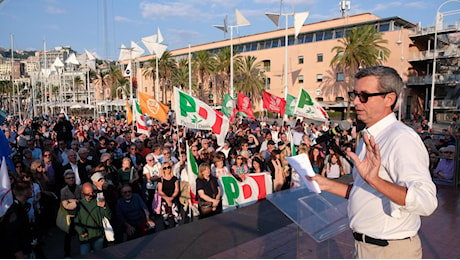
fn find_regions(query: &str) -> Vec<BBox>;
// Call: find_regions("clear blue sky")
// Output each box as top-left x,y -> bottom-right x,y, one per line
0,0 -> 456,61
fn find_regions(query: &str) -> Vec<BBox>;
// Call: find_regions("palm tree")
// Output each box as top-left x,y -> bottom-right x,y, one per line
214,47 -> 231,102
234,55 -> 265,101
193,50 -> 215,100
158,51 -> 176,103
330,25 -> 390,118
172,59 -> 197,93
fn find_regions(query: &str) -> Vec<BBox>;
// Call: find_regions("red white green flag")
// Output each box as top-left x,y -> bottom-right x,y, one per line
186,143 -> 198,205
134,101 -> 150,136
174,87 -> 229,146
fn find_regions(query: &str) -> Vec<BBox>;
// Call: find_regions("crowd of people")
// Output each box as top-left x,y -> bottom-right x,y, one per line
0,103 -> 457,257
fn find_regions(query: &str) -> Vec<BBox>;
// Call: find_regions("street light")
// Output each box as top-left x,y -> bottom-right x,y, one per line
377,49 -> 385,65
429,0 -> 460,128
214,8 -> 250,99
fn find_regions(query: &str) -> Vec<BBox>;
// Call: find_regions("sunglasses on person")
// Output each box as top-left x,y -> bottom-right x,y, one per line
163,166 -> 171,170
348,90 -> 391,103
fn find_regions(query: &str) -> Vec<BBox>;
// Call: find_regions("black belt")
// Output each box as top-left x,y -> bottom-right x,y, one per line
353,232 -> 389,247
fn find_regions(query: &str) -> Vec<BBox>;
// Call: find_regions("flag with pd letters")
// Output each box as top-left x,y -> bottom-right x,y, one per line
236,93 -> 255,120
138,91 -> 169,123
294,88 -> 329,122
174,87 -> 229,146
263,91 -> 286,116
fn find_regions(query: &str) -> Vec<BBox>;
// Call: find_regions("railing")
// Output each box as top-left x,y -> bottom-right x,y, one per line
408,49 -> 460,61
408,22 -> 460,37
407,74 -> 460,85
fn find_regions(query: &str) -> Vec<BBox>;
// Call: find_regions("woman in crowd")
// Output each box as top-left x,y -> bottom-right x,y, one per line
308,146 -> 324,174
143,153 -> 161,217
231,155 -> 249,181
321,153 -> 345,179
212,153 -> 231,179
118,157 -> 141,194
196,163 -> 221,219
266,149 -> 285,192
157,162 -> 181,227
251,156 -> 266,174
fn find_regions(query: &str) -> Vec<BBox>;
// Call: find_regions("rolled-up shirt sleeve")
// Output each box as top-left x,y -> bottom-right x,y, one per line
387,131 -> 438,218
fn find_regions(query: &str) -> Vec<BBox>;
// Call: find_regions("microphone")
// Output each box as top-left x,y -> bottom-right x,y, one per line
314,120 -> 351,145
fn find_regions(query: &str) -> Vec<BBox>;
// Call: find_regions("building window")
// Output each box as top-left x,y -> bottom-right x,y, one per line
264,78 -> 271,89
316,74 -> 323,82
298,75 -> 304,84
263,60 -> 271,72
324,30 -> 333,40
315,32 -> 323,41
298,56 -> 304,64
317,53 -> 323,62
379,22 -> 390,32
336,72 -> 344,82
305,33 -> 313,42
335,29 -> 344,38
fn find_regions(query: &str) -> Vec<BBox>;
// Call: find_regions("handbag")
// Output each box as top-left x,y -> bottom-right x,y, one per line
102,217 -> 115,242
198,200 -> 213,215
198,177 -> 217,216
56,204 -> 71,233
152,188 -> 162,214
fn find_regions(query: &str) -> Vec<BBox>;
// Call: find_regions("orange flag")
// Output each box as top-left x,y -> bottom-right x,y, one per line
126,99 -> 133,125
138,91 -> 169,123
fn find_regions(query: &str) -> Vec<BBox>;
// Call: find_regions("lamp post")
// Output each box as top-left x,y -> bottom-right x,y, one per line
429,0 -> 460,128
214,8 -> 250,99
377,49 -> 385,65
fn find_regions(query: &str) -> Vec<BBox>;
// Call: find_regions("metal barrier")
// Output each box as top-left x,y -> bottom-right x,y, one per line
419,132 -> 459,187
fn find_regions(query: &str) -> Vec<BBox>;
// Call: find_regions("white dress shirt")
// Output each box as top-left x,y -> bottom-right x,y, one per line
348,113 -> 437,240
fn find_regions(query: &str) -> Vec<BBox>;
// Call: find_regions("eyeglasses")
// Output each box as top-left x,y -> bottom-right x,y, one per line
191,149 -> 197,152
122,190 -> 132,194
348,90 -> 391,103
65,176 -> 75,180
15,165 -> 22,168
44,154 -> 51,157
163,166 -> 171,170
147,159 -> 154,162
163,152 -> 170,155
443,151 -> 454,154
83,192 -> 95,196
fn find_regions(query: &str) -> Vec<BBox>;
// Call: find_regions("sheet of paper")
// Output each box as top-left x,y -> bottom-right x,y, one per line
286,154 -> 321,193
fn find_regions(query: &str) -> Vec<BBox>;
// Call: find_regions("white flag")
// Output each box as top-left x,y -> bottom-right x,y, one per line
0,157 -> 13,217
131,41 -> 145,59
157,27 -> 164,44
235,8 -> 250,27
294,88 -> 329,122
294,11 -> 309,39
124,61 -> 132,77
141,34 -> 158,55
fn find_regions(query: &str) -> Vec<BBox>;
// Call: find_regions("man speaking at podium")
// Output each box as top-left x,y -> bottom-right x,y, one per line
309,66 -> 437,258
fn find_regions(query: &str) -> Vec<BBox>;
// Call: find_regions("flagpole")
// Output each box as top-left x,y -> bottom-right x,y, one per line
188,43 -> 192,95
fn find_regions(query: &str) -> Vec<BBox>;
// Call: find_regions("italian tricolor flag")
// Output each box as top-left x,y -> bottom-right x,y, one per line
186,143 -> 198,205
134,101 -> 150,136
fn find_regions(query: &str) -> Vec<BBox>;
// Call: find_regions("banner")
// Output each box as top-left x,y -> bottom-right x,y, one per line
124,61 -> 131,77
263,91 -> 286,116
236,93 -> 255,120
174,87 -> 229,146
138,91 -> 169,123
294,88 -> 329,122
285,94 -> 297,117
218,173 -> 273,211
